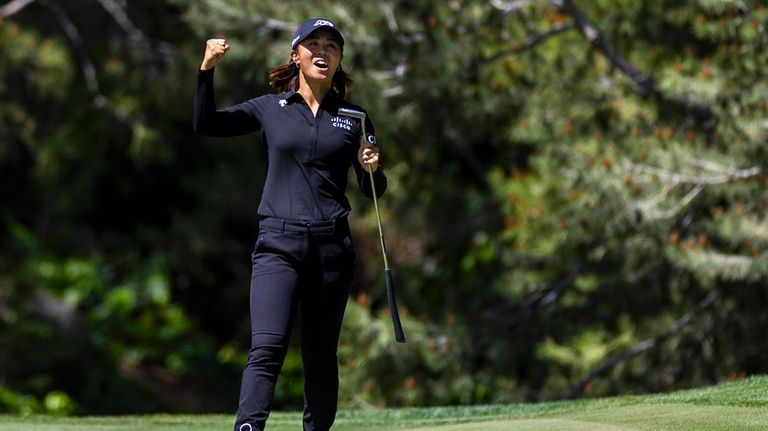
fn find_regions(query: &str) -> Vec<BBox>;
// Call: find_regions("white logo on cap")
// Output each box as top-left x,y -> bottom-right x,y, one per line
291,35 -> 301,46
313,20 -> 334,27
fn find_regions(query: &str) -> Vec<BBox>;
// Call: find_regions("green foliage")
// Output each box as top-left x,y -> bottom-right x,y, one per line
339,300 -> 485,407
2,0 -> 768,416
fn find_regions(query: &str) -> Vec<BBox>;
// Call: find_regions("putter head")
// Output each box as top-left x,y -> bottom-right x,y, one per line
338,107 -> 368,146
337,107 -> 366,121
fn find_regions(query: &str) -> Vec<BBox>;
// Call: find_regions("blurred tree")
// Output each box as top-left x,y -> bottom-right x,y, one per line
0,0 -> 245,413
1,0 -> 766,414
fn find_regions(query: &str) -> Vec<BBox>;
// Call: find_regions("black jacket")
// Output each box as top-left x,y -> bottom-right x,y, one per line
193,68 -> 386,221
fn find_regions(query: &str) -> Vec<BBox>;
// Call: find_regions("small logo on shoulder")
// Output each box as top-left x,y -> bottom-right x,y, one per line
279,99 -> 287,107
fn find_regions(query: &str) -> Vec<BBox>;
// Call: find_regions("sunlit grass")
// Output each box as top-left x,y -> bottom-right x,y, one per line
1,376 -> 766,430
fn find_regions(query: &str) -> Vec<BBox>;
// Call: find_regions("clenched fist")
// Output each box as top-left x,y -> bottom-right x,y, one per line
200,38 -> 230,71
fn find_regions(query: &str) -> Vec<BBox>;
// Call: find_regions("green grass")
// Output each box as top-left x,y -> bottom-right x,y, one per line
2,376 -> 767,430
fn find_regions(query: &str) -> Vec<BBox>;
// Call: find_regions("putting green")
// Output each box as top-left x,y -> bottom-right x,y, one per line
392,403 -> 768,431
395,419 -> 632,431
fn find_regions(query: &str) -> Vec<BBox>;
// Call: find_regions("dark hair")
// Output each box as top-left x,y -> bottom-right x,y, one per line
268,58 -> 353,99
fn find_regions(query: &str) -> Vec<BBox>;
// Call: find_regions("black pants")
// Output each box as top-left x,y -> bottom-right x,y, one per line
234,216 -> 355,431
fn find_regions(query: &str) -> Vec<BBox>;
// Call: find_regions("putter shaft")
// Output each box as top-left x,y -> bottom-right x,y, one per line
338,107 -> 405,342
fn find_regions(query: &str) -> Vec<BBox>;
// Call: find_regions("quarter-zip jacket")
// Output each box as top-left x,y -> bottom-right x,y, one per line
193,68 -> 387,221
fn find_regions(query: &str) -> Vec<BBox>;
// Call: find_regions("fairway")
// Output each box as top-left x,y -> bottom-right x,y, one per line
1,377 -> 766,430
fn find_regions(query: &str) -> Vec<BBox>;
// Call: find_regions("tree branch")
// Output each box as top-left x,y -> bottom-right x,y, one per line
490,0 -> 545,13
95,0 -> 173,56
470,22 -> 574,81
379,1 -> 423,45
46,1 -> 131,123
47,1 -> 99,95
524,261 -> 583,308
565,289 -> 720,399
200,1 -> 293,33
637,184 -> 705,221
626,161 -> 761,186
0,0 -> 35,18
482,259 -> 586,328
96,0 -> 142,41
485,22 -> 574,64
556,0 -> 655,95
555,0 -> 716,126
622,156 -> 761,221
655,186 -> 702,221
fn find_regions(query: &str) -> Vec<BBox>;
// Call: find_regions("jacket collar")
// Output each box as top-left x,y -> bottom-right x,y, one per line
282,89 -> 340,106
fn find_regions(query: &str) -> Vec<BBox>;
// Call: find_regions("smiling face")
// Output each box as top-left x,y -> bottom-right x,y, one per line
292,30 -> 343,84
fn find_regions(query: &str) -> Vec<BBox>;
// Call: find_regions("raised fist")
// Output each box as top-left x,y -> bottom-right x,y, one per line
200,38 -> 230,71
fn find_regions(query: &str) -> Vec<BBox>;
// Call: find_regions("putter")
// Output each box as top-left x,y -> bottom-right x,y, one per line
338,107 -> 406,343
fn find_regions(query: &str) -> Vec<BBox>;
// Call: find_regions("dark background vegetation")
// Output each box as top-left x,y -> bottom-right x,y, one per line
1,0 -> 766,416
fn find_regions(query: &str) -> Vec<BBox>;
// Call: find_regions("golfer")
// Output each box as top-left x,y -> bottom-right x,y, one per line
193,18 -> 386,431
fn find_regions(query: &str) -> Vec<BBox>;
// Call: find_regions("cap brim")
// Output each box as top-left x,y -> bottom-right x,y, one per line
292,27 -> 345,50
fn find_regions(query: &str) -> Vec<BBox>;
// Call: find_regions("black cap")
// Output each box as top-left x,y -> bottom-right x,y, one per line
291,18 -> 345,51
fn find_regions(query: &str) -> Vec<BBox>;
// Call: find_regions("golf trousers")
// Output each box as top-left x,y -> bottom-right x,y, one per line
234,216 -> 355,431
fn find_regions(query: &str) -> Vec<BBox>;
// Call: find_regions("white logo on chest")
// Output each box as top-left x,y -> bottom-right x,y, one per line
330,116 -> 353,131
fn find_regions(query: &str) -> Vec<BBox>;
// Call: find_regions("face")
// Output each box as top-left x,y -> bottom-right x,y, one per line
292,30 -> 342,83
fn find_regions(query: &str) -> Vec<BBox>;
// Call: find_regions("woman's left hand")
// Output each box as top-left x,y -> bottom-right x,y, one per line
358,143 -> 379,171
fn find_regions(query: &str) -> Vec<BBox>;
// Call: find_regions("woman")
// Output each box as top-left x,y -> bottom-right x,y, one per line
193,18 -> 386,431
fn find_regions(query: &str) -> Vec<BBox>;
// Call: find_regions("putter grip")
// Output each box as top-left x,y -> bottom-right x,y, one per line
385,268 -> 406,343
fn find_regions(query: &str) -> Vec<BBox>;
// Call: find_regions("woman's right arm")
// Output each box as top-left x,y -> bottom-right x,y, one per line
193,38 -> 261,137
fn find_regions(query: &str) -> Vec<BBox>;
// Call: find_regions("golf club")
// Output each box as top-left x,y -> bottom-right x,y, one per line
338,107 -> 406,343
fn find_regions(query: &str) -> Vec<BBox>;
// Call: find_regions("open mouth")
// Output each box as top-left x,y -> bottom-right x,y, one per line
313,58 -> 329,71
